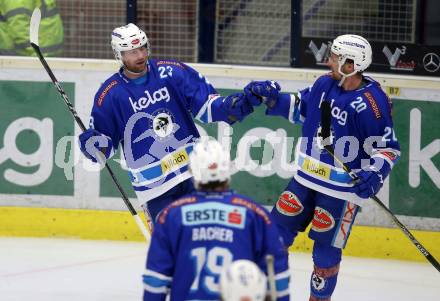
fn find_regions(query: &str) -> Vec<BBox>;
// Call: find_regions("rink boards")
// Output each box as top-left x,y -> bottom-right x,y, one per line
0,57 -> 439,262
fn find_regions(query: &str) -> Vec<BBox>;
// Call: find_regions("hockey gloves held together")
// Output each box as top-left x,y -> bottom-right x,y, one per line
222,80 -> 281,123
244,80 -> 281,108
79,128 -> 114,163
352,167 -> 384,199
222,92 -> 254,123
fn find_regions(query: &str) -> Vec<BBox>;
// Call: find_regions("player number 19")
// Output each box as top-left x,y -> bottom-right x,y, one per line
190,247 -> 233,293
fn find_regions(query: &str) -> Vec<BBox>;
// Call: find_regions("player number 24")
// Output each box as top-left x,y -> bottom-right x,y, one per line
190,247 -> 233,293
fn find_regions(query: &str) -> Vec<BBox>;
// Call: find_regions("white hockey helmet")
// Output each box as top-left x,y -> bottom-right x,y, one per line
189,138 -> 231,185
111,23 -> 150,63
219,260 -> 267,301
331,34 -> 372,78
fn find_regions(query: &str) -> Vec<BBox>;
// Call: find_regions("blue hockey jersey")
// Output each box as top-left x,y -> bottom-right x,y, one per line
267,74 -> 400,206
143,190 -> 290,301
89,59 -> 236,203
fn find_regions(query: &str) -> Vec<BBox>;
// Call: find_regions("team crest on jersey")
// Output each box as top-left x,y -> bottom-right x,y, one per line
276,191 -> 303,216
149,109 -> 175,140
312,207 -> 335,232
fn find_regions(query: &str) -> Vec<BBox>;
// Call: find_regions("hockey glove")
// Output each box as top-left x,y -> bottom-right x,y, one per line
352,167 -> 384,199
79,128 -> 114,163
221,92 -> 253,123
244,80 -> 281,108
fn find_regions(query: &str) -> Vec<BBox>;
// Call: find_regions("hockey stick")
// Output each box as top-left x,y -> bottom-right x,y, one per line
265,254 -> 277,301
320,101 -> 440,272
29,8 -> 151,242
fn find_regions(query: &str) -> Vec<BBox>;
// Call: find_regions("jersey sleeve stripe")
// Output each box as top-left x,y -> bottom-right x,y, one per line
288,94 -> 296,123
143,283 -> 168,294
143,269 -> 172,281
142,274 -> 171,287
195,94 -> 220,123
275,269 -> 290,280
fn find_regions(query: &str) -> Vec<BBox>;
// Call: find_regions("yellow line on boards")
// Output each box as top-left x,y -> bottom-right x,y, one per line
1,207 -> 439,262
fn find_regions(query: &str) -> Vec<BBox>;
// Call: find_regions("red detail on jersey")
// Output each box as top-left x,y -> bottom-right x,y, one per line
380,151 -> 397,162
131,39 -> 140,45
158,197 -> 197,224
231,197 -> 271,225
97,80 -> 118,107
156,60 -> 185,69
228,209 -> 242,224
208,163 -> 218,170
364,91 -> 381,119
339,202 -> 357,241
312,207 -> 335,232
276,191 -> 303,216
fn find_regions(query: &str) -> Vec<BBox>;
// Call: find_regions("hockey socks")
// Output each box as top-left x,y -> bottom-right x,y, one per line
309,264 -> 340,300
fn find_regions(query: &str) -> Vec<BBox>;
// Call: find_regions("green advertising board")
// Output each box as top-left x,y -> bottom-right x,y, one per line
0,80 -> 75,196
390,99 -> 440,218
1,81 -> 439,220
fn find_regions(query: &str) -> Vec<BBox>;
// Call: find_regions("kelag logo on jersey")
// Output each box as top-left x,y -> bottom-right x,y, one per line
182,202 -> 246,229
129,86 -> 170,113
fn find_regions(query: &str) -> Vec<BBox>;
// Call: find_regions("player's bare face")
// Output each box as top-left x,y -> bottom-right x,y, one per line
122,47 -> 148,74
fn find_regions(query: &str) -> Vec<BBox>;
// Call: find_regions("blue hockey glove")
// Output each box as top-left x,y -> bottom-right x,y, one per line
79,128 -> 114,163
352,167 -> 384,199
244,80 -> 281,108
221,92 -> 253,123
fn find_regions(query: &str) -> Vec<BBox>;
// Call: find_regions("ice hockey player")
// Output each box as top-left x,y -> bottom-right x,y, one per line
219,259 -> 267,301
78,24 -> 260,227
142,138 -> 290,301
245,34 -> 400,300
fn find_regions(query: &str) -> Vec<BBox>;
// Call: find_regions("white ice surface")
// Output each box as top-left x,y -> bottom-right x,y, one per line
0,238 -> 438,300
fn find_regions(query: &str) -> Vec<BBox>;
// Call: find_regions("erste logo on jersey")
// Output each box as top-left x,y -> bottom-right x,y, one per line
182,202 -> 246,229
129,86 -> 170,113
276,191 -> 303,216
312,207 -> 335,232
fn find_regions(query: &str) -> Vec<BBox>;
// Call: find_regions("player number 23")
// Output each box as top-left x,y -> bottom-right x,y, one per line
190,247 -> 233,293
158,66 -> 173,78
